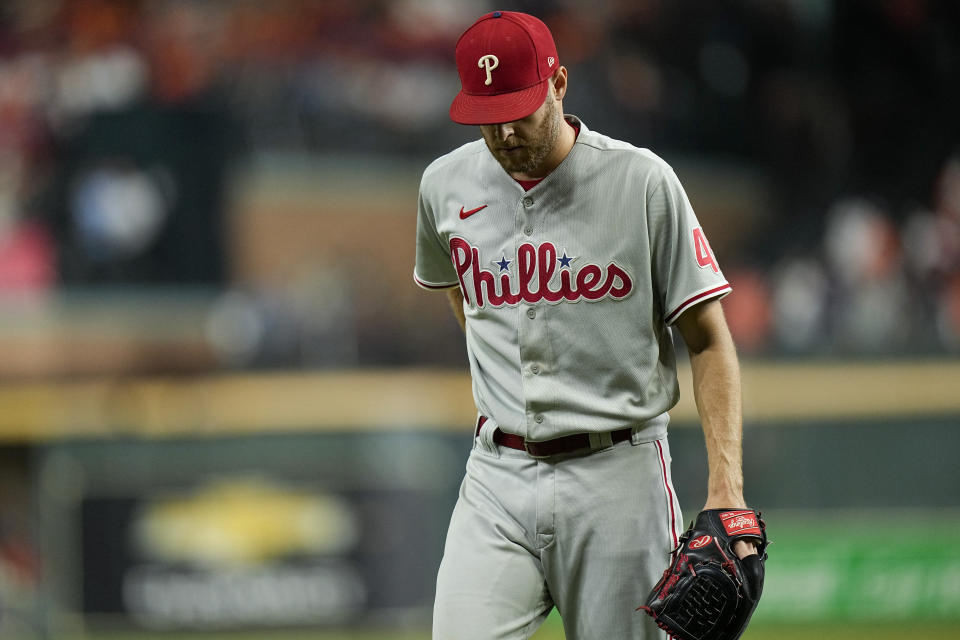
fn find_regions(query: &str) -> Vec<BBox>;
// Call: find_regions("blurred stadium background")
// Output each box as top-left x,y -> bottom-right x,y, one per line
0,0 -> 958,638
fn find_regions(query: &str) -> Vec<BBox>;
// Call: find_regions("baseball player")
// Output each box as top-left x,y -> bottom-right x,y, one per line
414,11 -> 758,640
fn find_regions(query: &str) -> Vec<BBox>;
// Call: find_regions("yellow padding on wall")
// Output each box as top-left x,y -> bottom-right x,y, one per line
0,361 -> 957,442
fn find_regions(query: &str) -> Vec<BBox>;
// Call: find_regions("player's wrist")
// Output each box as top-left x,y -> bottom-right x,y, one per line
702,494 -> 747,510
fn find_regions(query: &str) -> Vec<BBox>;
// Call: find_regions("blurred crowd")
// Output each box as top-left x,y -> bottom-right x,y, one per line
0,0 -> 958,366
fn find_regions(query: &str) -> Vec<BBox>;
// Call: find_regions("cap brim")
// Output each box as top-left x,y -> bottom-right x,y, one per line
449,80 -> 549,125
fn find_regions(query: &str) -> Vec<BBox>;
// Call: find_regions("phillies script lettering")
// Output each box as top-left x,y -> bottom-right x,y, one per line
450,237 -> 633,308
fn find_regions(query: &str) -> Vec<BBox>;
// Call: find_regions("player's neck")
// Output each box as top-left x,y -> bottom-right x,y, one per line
509,116 -> 577,181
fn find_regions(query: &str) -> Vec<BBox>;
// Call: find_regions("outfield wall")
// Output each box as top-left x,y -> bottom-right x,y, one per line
0,362 -> 958,635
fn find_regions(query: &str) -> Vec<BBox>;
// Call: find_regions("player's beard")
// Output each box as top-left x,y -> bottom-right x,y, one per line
484,96 -> 562,177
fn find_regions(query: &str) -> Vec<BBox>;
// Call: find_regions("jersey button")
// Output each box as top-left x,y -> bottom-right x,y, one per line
534,414 -> 544,424
523,197 -> 534,208
523,225 -> 534,236
526,308 -> 536,319
531,364 -> 541,374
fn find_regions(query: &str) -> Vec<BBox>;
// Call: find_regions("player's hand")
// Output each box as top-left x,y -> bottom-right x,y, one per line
733,539 -> 759,559
704,497 -> 759,558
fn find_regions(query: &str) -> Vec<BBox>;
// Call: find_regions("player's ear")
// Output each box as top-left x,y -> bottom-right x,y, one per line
551,67 -> 568,101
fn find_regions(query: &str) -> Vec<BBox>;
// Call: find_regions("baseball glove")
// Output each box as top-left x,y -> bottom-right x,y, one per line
638,508 -> 768,640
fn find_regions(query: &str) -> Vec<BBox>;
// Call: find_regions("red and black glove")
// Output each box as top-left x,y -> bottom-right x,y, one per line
639,509 -> 768,640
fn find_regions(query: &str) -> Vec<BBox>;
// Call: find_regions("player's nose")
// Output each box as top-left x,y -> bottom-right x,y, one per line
495,123 -> 515,141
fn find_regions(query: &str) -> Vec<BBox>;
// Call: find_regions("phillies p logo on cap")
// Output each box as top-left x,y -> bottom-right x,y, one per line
450,11 -> 560,125
478,54 -> 499,85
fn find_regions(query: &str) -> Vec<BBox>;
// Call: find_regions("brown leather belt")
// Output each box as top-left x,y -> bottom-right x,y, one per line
476,416 -> 632,458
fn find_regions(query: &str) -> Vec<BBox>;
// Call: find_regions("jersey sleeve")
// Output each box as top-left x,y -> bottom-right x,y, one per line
647,166 -> 731,325
413,181 -> 458,290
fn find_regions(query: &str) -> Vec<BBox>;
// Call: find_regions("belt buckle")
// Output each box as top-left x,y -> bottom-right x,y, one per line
523,440 -> 550,459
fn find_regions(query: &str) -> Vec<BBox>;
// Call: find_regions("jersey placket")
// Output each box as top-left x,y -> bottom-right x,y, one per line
515,190 -> 555,440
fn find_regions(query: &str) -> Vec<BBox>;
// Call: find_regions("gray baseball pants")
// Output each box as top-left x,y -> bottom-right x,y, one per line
432,417 -> 681,639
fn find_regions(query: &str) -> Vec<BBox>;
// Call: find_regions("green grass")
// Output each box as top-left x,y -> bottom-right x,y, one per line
528,610 -> 960,640
744,622 -> 960,640
8,619 -> 959,640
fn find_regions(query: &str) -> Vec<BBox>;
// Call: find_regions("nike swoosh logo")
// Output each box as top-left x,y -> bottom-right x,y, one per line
459,204 -> 488,219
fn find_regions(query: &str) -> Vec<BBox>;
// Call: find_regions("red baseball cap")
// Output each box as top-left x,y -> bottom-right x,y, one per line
450,11 -> 560,125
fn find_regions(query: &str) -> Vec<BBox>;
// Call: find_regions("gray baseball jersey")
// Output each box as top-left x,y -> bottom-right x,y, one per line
415,116 -> 730,441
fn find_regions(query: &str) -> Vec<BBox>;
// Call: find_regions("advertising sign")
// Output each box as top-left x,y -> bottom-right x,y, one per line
40,433 -> 464,631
